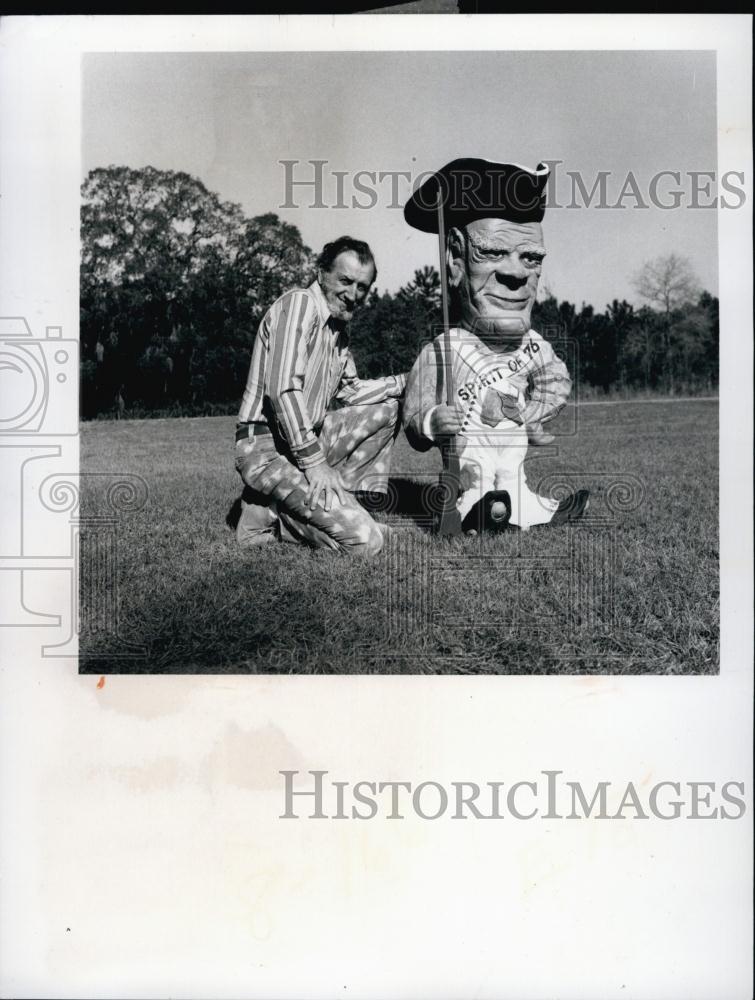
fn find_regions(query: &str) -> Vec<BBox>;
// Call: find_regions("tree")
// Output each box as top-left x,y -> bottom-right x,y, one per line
632,253 -> 701,393
80,166 -> 315,415
668,291 -> 719,391
349,267 -> 443,380
81,166 -> 246,294
397,265 -> 441,313
632,253 -> 701,317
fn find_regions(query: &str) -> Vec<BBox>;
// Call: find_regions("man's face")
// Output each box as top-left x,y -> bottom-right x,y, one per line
318,250 -> 375,322
452,217 -> 546,340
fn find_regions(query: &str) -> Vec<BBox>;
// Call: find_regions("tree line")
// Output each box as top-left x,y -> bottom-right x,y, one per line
80,166 -> 718,419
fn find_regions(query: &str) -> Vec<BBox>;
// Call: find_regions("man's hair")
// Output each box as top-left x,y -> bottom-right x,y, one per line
317,236 -> 377,279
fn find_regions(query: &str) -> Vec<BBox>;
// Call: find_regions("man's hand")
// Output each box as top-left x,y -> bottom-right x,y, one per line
304,462 -> 348,511
429,404 -> 464,438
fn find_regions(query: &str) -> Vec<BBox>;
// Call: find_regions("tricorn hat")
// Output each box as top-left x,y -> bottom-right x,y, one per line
404,157 -> 550,234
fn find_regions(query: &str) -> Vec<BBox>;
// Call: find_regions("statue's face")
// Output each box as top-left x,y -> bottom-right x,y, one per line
318,250 -> 375,322
450,218 -> 546,341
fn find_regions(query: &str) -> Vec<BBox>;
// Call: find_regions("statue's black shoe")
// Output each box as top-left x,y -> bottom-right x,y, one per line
546,489 -> 590,527
462,490 -> 512,534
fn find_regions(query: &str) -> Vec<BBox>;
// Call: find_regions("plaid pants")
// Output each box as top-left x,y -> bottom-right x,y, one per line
234,399 -> 400,554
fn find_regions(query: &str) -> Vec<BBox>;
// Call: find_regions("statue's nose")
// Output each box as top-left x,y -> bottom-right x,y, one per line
495,258 -> 528,284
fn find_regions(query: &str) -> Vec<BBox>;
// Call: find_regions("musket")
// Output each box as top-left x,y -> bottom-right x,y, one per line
434,189 -> 463,537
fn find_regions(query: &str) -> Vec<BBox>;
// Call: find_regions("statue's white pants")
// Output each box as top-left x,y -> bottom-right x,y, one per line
456,421 -> 559,529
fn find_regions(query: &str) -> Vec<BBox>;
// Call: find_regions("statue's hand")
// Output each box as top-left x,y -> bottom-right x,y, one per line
429,404 -> 464,438
479,387 -> 524,428
527,422 -> 555,446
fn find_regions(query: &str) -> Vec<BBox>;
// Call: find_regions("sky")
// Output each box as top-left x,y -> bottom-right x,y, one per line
82,49 -> 719,309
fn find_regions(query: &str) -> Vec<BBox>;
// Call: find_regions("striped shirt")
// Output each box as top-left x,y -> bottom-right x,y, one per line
238,281 -> 406,469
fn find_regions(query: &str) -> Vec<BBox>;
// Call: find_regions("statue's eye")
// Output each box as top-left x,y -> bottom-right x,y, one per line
522,253 -> 544,267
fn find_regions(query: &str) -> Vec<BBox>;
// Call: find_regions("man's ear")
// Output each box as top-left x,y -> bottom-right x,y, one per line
447,228 -> 465,288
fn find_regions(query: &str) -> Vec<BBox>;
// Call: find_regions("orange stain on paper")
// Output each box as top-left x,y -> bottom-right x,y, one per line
96,676 -> 106,689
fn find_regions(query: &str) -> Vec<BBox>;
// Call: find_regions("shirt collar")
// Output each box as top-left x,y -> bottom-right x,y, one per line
309,280 -> 333,325
309,279 -> 350,337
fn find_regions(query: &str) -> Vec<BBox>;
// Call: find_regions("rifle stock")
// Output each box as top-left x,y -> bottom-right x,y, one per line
436,445 -> 463,536
434,186 -> 462,537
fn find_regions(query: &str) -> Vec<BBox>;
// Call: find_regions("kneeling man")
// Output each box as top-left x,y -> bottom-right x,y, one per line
234,236 -> 406,555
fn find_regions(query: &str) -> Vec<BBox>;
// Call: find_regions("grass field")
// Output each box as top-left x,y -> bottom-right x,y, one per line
80,399 -> 718,674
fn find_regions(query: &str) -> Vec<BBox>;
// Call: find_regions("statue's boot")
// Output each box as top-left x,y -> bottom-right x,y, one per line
461,489 -> 511,535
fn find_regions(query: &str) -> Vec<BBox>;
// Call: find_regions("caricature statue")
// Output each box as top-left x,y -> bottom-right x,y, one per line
402,158 -> 589,533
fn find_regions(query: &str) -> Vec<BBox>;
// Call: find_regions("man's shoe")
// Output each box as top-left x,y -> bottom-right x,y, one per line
461,490 -> 512,534
236,496 -> 279,549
